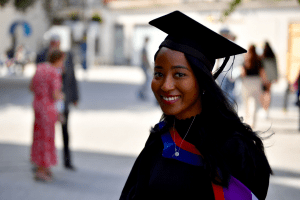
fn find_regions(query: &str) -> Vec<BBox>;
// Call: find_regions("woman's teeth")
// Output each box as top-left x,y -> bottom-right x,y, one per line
162,96 -> 179,101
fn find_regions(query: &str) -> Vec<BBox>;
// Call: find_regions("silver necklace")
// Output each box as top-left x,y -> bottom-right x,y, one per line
173,116 -> 196,157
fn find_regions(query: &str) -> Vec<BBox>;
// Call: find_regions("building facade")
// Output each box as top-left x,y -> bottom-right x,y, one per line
101,0 -> 300,81
0,0 -> 299,81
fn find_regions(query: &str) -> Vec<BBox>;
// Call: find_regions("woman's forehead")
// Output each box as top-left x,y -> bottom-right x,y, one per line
155,48 -> 193,72
156,47 -> 186,60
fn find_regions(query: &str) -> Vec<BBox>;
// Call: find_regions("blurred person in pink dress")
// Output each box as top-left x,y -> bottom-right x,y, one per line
29,49 -> 65,182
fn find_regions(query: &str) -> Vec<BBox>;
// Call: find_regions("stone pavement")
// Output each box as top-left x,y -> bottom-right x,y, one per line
0,64 -> 300,200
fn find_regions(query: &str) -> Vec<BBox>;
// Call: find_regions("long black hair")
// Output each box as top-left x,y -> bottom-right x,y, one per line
262,41 -> 275,59
152,48 -> 272,186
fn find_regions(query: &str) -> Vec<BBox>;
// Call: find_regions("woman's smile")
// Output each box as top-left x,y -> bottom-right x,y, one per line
161,95 -> 181,104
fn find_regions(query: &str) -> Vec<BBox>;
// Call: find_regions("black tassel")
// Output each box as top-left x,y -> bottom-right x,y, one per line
213,56 -> 230,80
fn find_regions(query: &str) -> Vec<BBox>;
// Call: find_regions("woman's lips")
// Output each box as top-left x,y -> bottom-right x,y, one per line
161,95 -> 180,104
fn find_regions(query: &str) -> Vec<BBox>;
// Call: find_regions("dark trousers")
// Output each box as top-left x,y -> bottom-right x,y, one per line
62,110 -> 72,166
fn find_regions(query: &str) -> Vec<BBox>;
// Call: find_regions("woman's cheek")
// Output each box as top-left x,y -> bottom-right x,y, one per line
151,79 -> 159,94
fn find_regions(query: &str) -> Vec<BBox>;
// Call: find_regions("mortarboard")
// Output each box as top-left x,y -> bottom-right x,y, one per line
149,11 -> 247,79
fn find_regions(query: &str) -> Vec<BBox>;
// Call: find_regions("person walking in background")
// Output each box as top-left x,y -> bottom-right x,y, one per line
36,35 -> 60,64
5,35 -> 16,75
80,32 -> 87,79
260,41 -> 278,118
29,50 -> 65,182
293,74 -> 300,106
15,44 -> 28,75
6,45 -> 16,75
138,36 -> 152,100
61,48 -> 79,170
216,28 -> 244,103
241,44 -> 265,128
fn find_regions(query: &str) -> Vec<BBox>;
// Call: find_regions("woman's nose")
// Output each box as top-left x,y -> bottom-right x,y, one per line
161,76 -> 175,91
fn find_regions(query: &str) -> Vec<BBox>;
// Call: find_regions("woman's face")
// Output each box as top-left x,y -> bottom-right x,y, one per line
151,47 -> 202,120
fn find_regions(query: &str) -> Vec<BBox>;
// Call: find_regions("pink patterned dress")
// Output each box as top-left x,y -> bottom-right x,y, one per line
31,62 -> 62,168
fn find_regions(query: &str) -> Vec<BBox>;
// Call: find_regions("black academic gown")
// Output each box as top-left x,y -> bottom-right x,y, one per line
120,116 -> 271,200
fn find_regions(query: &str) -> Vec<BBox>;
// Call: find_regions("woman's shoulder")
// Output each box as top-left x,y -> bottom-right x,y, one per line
37,62 -> 50,68
34,63 -> 52,77
222,132 -> 262,159
145,121 -> 168,147
47,65 -> 60,77
221,131 -> 272,177
223,131 -> 248,147
221,133 -> 248,162
36,62 -> 54,73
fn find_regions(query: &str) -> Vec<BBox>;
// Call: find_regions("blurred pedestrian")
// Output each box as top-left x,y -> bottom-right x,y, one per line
283,82 -> 291,112
292,74 -> 300,106
138,36 -> 152,100
216,28 -> 244,103
241,44 -> 265,128
61,48 -> 79,170
15,44 -> 28,75
0,53 -> 5,74
5,35 -> 16,75
36,34 -> 79,170
80,32 -> 87,73
36,35 -> 60,64
260,41 -> 278,118
121,11 -> 272,200
5,45 -> 15,75
29,49 -> 65,182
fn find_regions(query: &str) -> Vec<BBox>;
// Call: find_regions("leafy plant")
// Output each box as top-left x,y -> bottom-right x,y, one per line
52,17 -> 64,25
220,0 -> 242,22
14,0 -> 36,12
91,13 -> 102,23
221,0 -> 300,22
0,0 -> 9,7
70,12 -> 79,21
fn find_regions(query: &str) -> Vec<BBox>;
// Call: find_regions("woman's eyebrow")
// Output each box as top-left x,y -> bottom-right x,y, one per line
154,66 -> 163,70
172,65 -> 190,71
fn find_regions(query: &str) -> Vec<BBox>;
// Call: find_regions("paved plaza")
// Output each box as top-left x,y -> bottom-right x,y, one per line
0,65 -> 300,199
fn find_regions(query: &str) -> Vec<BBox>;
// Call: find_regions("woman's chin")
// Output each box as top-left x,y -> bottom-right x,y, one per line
160,108 -> 178,117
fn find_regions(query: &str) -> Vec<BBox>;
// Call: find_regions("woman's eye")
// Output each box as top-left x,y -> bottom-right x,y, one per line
175,72 -> 186,77
154,72 -> 163,78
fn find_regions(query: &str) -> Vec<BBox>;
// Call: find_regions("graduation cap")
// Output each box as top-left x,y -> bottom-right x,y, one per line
149,11 -> 247,79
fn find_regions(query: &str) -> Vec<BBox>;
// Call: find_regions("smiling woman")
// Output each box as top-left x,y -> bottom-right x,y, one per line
120,11 -> 272,200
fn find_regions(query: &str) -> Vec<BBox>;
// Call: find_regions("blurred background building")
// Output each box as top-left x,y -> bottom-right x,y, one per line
0,0 -> 299,82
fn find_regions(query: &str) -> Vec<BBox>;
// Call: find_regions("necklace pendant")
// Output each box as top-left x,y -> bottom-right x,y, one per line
175,152 -> 179,157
